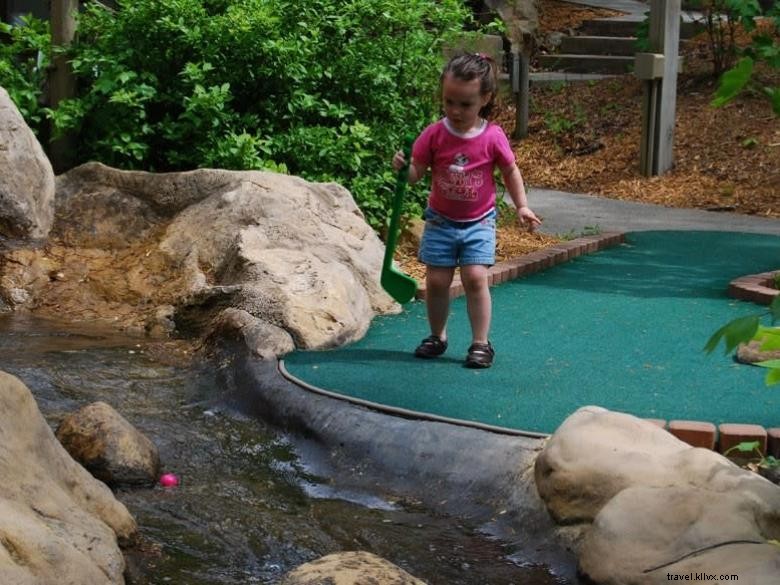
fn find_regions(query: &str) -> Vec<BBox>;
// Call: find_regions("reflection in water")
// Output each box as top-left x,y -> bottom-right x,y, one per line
0,314 -> 569,584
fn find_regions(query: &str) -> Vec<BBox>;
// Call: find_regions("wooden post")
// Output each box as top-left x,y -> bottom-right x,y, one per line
49,0 -> 79,172
512,49 -> 530,139
642,0 -> 681,175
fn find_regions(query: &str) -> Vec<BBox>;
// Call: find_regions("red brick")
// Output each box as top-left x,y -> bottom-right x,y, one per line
718,423 -> 767,455
766,428 -> 780,459
559,242 -> 580,259
668,420 -> 717,449
644,418 -> 667,429
552,248 -> 569,265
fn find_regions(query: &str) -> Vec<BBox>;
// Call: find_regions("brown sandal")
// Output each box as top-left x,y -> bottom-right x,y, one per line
414,335 -> 448,358
465,341 -> 494,368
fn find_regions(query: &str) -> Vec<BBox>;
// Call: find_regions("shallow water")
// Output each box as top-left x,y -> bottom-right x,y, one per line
0,314 -> 570,584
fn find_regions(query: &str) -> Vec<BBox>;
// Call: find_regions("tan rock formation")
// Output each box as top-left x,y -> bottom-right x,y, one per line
280,551 -> 425,585
0,371 -> 137,585
535,406 -> 780,584
0,86 -> 55,240
56,401 -> 160,487
0,162 -> 400,352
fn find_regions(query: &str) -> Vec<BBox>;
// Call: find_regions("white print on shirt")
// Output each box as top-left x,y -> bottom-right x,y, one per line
448,153 -> 470,173
438,152 -> 484,201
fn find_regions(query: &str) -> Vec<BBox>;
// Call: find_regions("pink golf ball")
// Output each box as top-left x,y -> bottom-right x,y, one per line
159,473 -> 179,488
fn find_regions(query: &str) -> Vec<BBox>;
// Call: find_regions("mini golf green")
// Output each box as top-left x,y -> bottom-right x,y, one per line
282,231 -> 780,434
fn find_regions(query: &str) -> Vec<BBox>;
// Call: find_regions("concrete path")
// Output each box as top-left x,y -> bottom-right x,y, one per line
525,187 -> 780,236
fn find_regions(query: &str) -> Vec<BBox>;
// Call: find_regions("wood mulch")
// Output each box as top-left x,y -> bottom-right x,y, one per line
396,4 -> 779,280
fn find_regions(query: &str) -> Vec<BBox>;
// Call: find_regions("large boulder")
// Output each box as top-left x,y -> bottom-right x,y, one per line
535,406 -> 780,584
56,401 -> 161,487
0,162 -> 399,351
0,86 -> 55,240
0,370 -> 137,585
580,485 -> 780,585
281,551 -> 425,585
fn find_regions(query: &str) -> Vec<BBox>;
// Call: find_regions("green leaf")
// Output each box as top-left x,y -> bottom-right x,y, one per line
757,359 -> 780,369
738,441 -> 760,452
704,315 -> 760,354
711,58 -> 754,108
758,329 -> 780,351
726,440 -> 760,454
765,367 -> 780,386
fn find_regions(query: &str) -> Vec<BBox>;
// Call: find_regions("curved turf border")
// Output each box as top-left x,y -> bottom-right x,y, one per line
728,270 -> 780,305
286,232 -> 780,460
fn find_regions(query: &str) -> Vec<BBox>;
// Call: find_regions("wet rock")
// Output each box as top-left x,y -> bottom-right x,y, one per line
206,307 -> 294,360
0,370 -> 136,584
280,551 -> 425,584
56,401 -> 160,487
0,86 -> 55,240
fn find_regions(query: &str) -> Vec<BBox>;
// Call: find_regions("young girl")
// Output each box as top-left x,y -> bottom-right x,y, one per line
392,53 -> 541,368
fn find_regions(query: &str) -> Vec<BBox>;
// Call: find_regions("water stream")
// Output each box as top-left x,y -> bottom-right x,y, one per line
0,313 -> 570,584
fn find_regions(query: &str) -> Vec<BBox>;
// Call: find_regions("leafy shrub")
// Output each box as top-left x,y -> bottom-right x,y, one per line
0,15 -> 51,130
46,0 -> 470,229
689,0 -> 780,114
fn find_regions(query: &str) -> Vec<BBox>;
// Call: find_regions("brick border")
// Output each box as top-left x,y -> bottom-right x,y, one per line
728,271 -> 779,305
645,419 -> 779,459
415,231 -> 626,300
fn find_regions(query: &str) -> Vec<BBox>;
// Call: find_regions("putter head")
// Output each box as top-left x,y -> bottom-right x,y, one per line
381,267 -> 418,304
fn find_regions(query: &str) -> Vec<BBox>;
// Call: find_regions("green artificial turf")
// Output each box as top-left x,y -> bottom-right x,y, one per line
283,231 -> 780,434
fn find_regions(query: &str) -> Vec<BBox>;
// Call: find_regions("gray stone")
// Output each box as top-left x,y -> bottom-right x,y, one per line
0,86 -> 55,239
207,307 -> 295,360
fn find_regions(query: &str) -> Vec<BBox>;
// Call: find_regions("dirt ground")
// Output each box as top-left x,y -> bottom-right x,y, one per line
397,2 -> 779,279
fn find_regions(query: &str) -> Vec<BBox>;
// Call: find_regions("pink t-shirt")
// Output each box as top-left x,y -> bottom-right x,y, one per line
412,118 -> 515,221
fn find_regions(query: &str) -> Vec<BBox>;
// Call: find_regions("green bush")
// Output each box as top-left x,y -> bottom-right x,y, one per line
0,15 -> 51,130
45,0 -> 470,229
704,0 -> 780,114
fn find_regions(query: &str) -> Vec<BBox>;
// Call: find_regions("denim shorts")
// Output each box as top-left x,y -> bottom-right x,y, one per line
418,207 -> 496,267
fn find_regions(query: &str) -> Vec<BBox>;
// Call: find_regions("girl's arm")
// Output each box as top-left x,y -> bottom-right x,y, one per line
501,163 -> 542,231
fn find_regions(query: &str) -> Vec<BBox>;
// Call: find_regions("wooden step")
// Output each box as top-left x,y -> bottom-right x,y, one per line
579,17 -> 704,39
560,35 -> 638,56
537,54 -> 635,74
579,18 -> 639,38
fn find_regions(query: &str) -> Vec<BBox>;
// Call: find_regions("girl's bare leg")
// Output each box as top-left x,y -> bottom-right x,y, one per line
425,266 -> 456,340
460,264 -> 491,344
